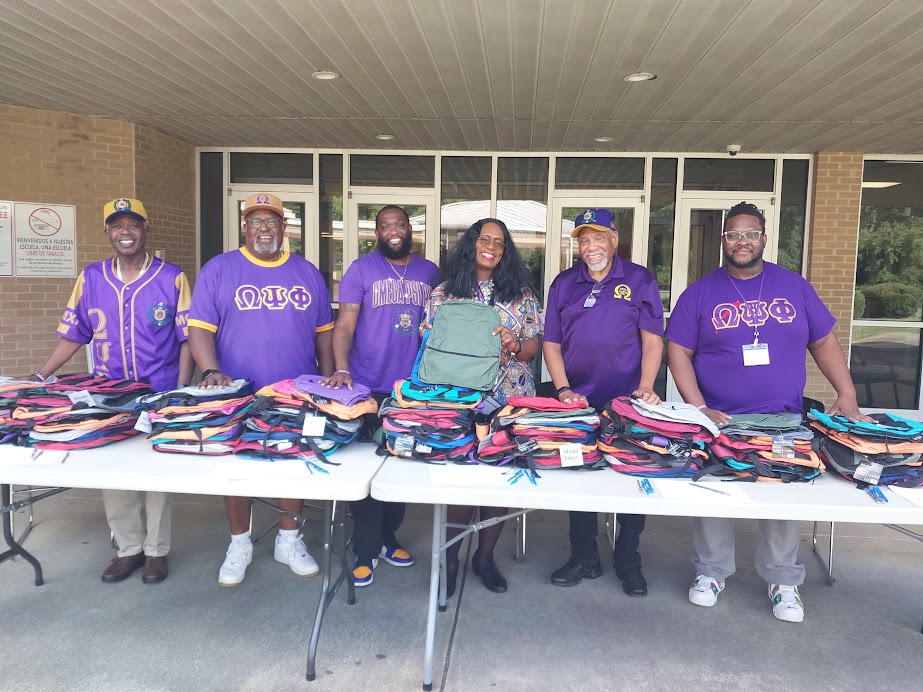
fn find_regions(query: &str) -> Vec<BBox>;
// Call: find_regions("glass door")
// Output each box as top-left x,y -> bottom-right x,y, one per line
226,192 -> 314,263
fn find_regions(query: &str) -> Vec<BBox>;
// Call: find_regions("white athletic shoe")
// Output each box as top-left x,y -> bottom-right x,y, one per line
688,574 -> 725,607
274,534 -> 320,577
769,584 -> 804,623
218,539 -> 253,587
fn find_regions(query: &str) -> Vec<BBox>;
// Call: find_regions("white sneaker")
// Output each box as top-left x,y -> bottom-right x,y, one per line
274,534 -> 320,577
769,584 -> 804,623
688,574 -> 725,607
218,539 -> 253,587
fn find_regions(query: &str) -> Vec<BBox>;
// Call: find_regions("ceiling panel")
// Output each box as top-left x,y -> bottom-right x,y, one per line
0,0 -> 922,153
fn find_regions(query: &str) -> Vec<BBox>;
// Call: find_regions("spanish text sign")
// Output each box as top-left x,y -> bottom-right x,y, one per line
0,201 -> 11,276
14,202 -> 77,277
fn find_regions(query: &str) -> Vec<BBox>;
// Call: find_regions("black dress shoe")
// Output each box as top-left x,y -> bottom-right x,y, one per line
615,565 -> 648,597
472,551 -> 507,593
443,555 -> 459,599
550,558 -> 603,587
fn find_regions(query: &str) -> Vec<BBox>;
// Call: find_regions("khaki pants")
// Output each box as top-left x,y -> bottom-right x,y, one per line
102,490 -> 171,557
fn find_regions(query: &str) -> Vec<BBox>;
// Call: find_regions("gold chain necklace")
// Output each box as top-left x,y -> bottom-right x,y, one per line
115,252 -> 150,282
385,254 -> 412,285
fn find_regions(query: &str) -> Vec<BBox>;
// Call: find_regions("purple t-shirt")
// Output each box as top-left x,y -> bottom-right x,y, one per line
56,257 -> 190,391
188,248 -> 334,389
544,257 -> 664,409
338,252 -> 438,394
665,262 -> 835,414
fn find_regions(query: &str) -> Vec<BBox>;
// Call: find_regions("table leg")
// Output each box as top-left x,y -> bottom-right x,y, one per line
514,513 -> 526,563
337,500 -> 355,606
306,500 -> 334,681
810,521 -> 835,586
423,503 -> 444,691
0,484 -> 44,585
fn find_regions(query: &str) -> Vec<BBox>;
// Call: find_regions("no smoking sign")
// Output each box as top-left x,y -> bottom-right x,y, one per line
28,207 -> 62,236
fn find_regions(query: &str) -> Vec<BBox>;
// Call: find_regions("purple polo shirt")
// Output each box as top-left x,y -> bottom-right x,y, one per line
56,257 -> 190,392
544,256 -> 664,409
337,251 -> 438,393
188,248 -> 334,389
666,262 -> 835,415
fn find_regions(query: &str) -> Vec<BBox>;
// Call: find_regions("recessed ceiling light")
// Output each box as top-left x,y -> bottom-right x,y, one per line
624,72 -> 657,82
594,136 -> 613,143
311,70 -> 340,80
375,134 -> 395,141
861,181 -> 901,188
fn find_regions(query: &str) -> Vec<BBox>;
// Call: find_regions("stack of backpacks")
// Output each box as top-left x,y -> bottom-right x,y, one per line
477,396 -> 601,472
811,410 -> 923,487
1,378 -> 45,443
598,397 -> 716,478
144,379 -> 254,455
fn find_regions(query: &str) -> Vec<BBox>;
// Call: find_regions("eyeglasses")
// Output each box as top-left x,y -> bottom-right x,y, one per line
722,230 -> 763,241
246,217 -> 282,229
476,236 -> 505,249
584,282 -> 604,308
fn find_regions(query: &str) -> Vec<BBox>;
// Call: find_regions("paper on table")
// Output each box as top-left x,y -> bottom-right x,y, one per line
212,459 -> 313,481
887,485 -> 923,508
652,479 -> 754,504
0,448 -> 68,467
427,463 -> 508,486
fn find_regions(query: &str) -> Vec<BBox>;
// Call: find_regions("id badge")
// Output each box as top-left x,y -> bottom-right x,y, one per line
742,342 -> 770,366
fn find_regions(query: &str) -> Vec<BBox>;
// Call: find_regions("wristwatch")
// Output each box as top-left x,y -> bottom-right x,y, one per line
201,368 -> 222,379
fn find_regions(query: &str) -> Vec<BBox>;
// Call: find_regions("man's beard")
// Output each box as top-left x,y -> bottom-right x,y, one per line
378,234 -> 412,260
723,246 -> 764,270
584,252 -> 610,273
254,237 -> 279,256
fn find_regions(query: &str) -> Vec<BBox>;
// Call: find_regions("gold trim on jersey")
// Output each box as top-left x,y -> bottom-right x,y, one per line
239,246 -> 289,268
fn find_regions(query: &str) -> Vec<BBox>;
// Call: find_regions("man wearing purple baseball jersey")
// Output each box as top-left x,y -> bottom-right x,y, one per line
321,205 -> 438,587
667,201 -> 870,623
33,197 -> 193,585
544,209 -> 664,597
188,192 -> 334,587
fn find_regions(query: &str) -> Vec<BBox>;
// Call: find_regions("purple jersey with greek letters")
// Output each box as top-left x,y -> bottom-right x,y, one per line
544,256 -> 664,409
337,251 -> 438,393
56,257 -> 190,392
188,248 -> 334,389
665,262 -> 835,414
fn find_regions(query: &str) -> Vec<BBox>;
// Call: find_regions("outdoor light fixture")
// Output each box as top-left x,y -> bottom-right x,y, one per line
861,181 -> 901,188
375,134 -> 395,141
623,72 -> 657,82
594,136 -> 613,143
311,71 -> 340,80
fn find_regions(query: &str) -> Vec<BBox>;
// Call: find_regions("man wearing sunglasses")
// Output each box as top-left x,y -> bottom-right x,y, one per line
188,192 -> 335,587
666,201 -> 869,623
543,208 -> 664,596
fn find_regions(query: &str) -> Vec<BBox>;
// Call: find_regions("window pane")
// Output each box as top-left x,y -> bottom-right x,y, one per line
559,207 -> 634,272
648,158 -> 677,312
441,157 -> 491,257
497,157 -> 548,301
850,325 -> 921,409
350,155 -> 435,187
229,152 -> 312,185
319,154 -> 343,302
554,157 -> 644,189
199,152 -> 224,264
778,160 -> 808,273
855,160 -> 923,321
683,159 -> 774,191
357,203 -> 425,259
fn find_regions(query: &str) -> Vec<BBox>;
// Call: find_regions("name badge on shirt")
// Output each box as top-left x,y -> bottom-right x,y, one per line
742,342 -> 770,366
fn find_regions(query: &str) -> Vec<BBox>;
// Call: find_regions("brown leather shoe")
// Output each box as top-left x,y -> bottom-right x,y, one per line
101,553 -> 144,583
142,556 -> 168,584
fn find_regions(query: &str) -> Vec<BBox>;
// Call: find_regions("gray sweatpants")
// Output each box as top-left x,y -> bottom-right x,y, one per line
102,490 -> 171,557
692,517 -> 805,586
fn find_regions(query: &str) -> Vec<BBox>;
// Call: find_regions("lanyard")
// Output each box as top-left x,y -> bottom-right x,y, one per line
726,268 -> 765,343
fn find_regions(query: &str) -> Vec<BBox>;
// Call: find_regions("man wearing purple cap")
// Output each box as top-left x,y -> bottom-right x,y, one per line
321,204 -> 439,586
543,208 -> 664,596
33,197 -> 194,585
188,192 -> 335,587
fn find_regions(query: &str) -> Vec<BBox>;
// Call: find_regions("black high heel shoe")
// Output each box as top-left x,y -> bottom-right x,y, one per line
472,550 -> 507,593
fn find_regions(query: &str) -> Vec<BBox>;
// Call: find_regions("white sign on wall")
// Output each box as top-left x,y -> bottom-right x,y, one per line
0,201 -> 11,276
13,202 -> 77,277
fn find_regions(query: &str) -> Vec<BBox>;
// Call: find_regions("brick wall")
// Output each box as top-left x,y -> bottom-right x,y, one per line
0,104 -> 195,376
804,151 -> 864,404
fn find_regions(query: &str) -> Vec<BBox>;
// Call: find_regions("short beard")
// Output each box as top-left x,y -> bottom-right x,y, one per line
723,247 -> 764,270
254,237 -> 279,256
378,235 -> 412,260
585,255 -> 610,273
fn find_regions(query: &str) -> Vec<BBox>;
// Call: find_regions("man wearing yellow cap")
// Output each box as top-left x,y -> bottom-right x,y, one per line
188,193 -> 335,586
33,197 -> 194,584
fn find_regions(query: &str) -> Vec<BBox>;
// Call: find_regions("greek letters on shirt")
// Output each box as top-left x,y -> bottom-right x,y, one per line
234,284 -> 314,311
711,298 -> 798,331
371,278 -> 432,308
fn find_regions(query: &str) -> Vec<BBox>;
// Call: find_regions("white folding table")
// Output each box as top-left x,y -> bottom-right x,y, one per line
0,437 -> 385,681
371,458 -> 923,691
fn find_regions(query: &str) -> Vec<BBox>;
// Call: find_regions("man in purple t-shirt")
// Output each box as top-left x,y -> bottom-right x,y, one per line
666,201 -> 869,623
322,205 -> 438,587
543,208 -> 664,597
188,193 -> 334,587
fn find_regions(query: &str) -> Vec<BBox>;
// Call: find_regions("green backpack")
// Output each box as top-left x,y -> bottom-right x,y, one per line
417,301 -> 501,391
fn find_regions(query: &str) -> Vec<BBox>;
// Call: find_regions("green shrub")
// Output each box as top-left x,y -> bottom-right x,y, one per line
853,289 -> 866,319
862,283 -> 922,319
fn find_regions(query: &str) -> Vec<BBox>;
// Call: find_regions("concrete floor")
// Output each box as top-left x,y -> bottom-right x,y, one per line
1,490 -> 921,692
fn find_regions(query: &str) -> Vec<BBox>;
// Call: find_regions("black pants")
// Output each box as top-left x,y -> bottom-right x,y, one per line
350,496 -> 406,562
569,511 -> 645,569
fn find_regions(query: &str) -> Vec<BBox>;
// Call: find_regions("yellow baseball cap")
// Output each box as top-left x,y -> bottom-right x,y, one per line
104,198 -> 148,224
242,193 -> 285,220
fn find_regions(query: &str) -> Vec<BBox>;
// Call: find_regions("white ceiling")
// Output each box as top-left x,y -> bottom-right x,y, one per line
2,0 -> 922,153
